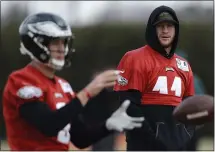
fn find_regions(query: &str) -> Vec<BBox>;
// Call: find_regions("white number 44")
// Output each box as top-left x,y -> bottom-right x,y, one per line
152,76 -> 182,97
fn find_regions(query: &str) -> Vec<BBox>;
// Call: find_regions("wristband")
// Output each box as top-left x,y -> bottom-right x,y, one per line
70,92 -> 76,98
83,89 -> 92,99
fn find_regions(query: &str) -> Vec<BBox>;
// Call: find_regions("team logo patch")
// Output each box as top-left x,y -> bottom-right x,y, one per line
17,86 -> 42,99
117,75 -> 128,86
176,58 -> 189,72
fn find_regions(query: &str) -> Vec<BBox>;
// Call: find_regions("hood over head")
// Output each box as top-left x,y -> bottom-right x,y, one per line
145,5 -> 179,59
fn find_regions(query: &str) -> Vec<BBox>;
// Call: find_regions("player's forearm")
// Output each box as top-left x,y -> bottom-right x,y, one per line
19,97 -> 84,136
19,90 -> 115,137
76,90 -> 92,106
70,115 -> 112,149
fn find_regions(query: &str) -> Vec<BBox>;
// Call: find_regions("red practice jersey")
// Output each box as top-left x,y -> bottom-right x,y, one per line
3,64 -> 75,150
114,45 -> 194,106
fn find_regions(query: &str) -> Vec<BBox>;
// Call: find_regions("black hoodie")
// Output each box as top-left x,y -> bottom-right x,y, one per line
145,6 -> 179,59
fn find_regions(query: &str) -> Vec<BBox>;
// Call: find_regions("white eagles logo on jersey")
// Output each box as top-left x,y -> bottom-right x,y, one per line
117,75 -> 128,86
17,86 -> 43,99
176,58 -> 189,72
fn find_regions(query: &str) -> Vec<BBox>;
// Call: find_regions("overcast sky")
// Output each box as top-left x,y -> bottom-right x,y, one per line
1,1 -> 213,26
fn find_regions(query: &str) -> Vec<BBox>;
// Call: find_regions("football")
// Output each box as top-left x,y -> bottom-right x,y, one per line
173,95 -> 214,125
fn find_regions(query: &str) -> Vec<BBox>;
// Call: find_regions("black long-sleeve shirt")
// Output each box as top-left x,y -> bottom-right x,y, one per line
19,89 -> 116,148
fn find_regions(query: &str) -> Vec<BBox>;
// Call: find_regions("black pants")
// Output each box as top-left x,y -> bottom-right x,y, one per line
126,104 -> 195,151
126,121 -> 195,151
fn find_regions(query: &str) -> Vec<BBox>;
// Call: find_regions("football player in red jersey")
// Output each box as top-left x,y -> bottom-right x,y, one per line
114,6 -> 196,150
2,12 -> 144,151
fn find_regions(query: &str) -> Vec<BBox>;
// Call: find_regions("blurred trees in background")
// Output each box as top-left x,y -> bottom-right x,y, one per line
0,5 -> 213,139
1,19 -> 213,95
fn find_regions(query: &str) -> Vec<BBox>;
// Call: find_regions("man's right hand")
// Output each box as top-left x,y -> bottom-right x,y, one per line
77,70 -> 122,105
85,70 -> 122,97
